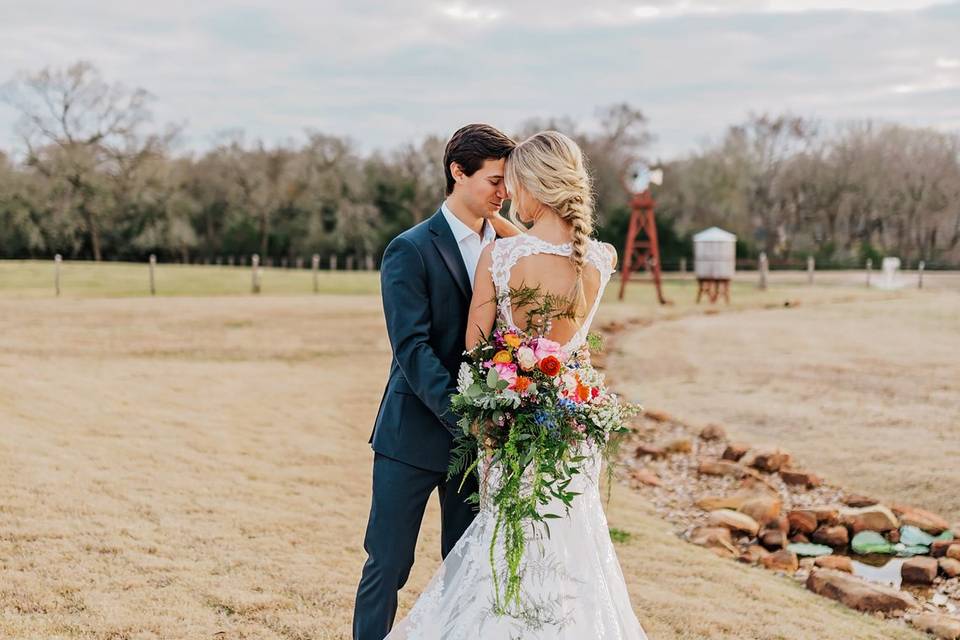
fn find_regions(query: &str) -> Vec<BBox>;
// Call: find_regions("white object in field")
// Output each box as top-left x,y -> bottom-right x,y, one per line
693,226 -> 737,280
626,161 -> 663,193
876,256 -> 903,289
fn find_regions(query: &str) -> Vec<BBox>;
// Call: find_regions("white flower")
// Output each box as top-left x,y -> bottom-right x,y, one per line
457,362 -> 474,393
516,346 -> 537,371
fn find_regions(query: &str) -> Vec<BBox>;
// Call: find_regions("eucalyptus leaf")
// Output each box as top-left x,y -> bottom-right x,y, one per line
486,367 -> 499,389
935,530 -> 955,541
894,543 -> 930,557
787,542 -> 834,557
466,383 -> 484,398
496,379 -> 509,391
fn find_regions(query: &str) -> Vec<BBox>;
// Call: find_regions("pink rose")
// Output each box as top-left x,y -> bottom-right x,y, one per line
493,362 -> 518,388
533,337 -> 568,363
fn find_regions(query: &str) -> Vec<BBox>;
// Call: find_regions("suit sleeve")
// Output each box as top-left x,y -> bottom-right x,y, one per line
380,236 -> 459,435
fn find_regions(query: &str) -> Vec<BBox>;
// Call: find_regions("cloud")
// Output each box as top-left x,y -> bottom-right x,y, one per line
0,1 -> 958,160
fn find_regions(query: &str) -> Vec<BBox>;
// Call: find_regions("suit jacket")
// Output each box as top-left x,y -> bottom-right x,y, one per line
369,208 -> 477,473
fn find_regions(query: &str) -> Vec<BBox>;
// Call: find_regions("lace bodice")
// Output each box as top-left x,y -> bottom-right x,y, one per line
489,234 -> 616,353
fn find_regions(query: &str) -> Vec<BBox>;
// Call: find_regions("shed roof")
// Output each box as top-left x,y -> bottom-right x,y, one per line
693,226 -> 737,242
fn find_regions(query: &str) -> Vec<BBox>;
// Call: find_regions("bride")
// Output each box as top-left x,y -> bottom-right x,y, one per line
386,131 -> 649,639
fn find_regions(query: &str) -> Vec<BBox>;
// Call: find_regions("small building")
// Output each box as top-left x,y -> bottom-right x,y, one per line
693,226 -> 737,303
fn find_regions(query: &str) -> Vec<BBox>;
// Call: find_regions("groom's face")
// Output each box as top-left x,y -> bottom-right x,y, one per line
458,158 -> 508,219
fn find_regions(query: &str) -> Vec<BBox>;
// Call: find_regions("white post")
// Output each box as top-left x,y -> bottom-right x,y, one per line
149,254 -> 157,296
679,257 -> 687,274
365,254 -> 374,271
758,252 -> 768,290
312,254 -> 320,293
346,255 -> 355,271
866,258 -> 872,288
295,256 -> 304,270
807,256 -> 815,285
251,254 -> 261,294
918,260 -> 925,289
54,254 -> 62,297
329,255 -> 338,271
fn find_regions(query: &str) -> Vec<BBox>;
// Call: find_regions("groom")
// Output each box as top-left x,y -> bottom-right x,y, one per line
353,124 -> 516,640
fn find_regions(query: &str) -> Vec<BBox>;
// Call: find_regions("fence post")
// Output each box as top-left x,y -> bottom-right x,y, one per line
54,254 -> 62,297
679,257 -> 687,274
758,252 -> 768,290
918,260 -> 925,289
807,256 -> 815,285
365,254 -> 374,271
295,256 -> 304,270
346,255 -> 355,271
312,254 -> 320,293
149,254 -> 157,296
866,258 -> 872,288
281,257 -> 288,269
329,255 -> 338,271
251,254 -> 261,294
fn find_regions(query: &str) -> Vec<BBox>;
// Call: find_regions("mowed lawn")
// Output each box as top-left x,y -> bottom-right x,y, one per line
0,260 -> 945,639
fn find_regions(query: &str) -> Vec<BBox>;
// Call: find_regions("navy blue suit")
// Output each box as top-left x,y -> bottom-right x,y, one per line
353,209 -> 481,640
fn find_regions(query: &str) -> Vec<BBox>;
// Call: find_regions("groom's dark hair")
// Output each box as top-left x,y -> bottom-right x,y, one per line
443,124 -> 515,195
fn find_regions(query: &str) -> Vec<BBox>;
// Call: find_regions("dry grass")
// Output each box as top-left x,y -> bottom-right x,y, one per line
1,262 -> 951,639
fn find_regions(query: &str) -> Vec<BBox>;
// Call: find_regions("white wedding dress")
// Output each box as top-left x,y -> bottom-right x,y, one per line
386,235 -> 649,639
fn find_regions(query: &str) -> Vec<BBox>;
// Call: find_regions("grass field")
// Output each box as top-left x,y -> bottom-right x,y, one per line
2,260 -> 955,639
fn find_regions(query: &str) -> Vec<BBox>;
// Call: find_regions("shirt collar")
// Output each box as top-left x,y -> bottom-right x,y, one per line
441,201 -> 494,244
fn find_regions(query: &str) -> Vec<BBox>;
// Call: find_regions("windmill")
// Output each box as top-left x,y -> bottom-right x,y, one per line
618,161 -> 669,304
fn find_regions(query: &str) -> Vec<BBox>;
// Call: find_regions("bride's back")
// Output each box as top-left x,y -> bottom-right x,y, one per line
492,235 -> 615,350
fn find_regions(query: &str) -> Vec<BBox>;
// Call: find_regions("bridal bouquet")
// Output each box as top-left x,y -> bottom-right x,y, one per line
448,291 -> 639,616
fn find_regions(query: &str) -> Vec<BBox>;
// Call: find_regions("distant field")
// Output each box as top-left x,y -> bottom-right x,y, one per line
0,260 -> 380,297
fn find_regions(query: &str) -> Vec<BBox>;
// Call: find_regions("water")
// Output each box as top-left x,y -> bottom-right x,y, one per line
849,555 -> 906,589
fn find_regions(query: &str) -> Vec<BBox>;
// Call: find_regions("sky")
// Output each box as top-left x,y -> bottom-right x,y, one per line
0,0 -> 958,161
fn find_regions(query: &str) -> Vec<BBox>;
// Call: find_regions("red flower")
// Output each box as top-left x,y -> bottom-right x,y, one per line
538,355 -> 561,377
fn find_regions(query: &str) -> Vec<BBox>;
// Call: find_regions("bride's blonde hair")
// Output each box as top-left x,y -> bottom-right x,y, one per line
505,130 -> 595,317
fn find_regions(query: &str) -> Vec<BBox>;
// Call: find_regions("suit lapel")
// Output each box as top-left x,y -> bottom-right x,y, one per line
428,210 -> 472,302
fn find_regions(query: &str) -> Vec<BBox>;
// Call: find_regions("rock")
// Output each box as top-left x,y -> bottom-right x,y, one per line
696,495 -> 743,511
840,505 -> 899,534
762,549 -> 799,573
750,448 -> 792,473
947,544 -> 960,561
643,409 -> 672,423
910,613 -> 960,640
933,540 -> 955,557
690,526 -> 737,556
812,525 -> 849,548
761,529 -> 787,551
843,494 -> 878,508
815,555 -> 854,573
629,468 -> 662,487
633,442 -> 666,459
770,515 -> 790,534
739,544 -> 770,564
664,438 -> 693,454
892,503 -> 951,535
708,509 -> 760,536
697,459 -> 745,477
795,506 -> 842,525
788,510 -> 820,535
699,424 -> 726,440
940,558 -> 960,579
739,495 -> 782,527
790,533 -> 810,543
780,469 -> 822,488
806,568 -> 918,613
722,443 -> 750,462
902,556 -> 939,584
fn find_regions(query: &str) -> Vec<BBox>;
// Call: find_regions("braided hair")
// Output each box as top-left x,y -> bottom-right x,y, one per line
504,131 -> 595,317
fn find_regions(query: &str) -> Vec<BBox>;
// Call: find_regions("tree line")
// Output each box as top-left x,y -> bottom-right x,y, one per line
2,62 -> 958,268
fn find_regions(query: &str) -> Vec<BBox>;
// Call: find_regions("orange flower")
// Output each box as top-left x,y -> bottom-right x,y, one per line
575,383 -> 591,402
538,355 -> 561,377
492,350 -> 513,364
503,333 -> 521,349
513,376 -> 531,392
